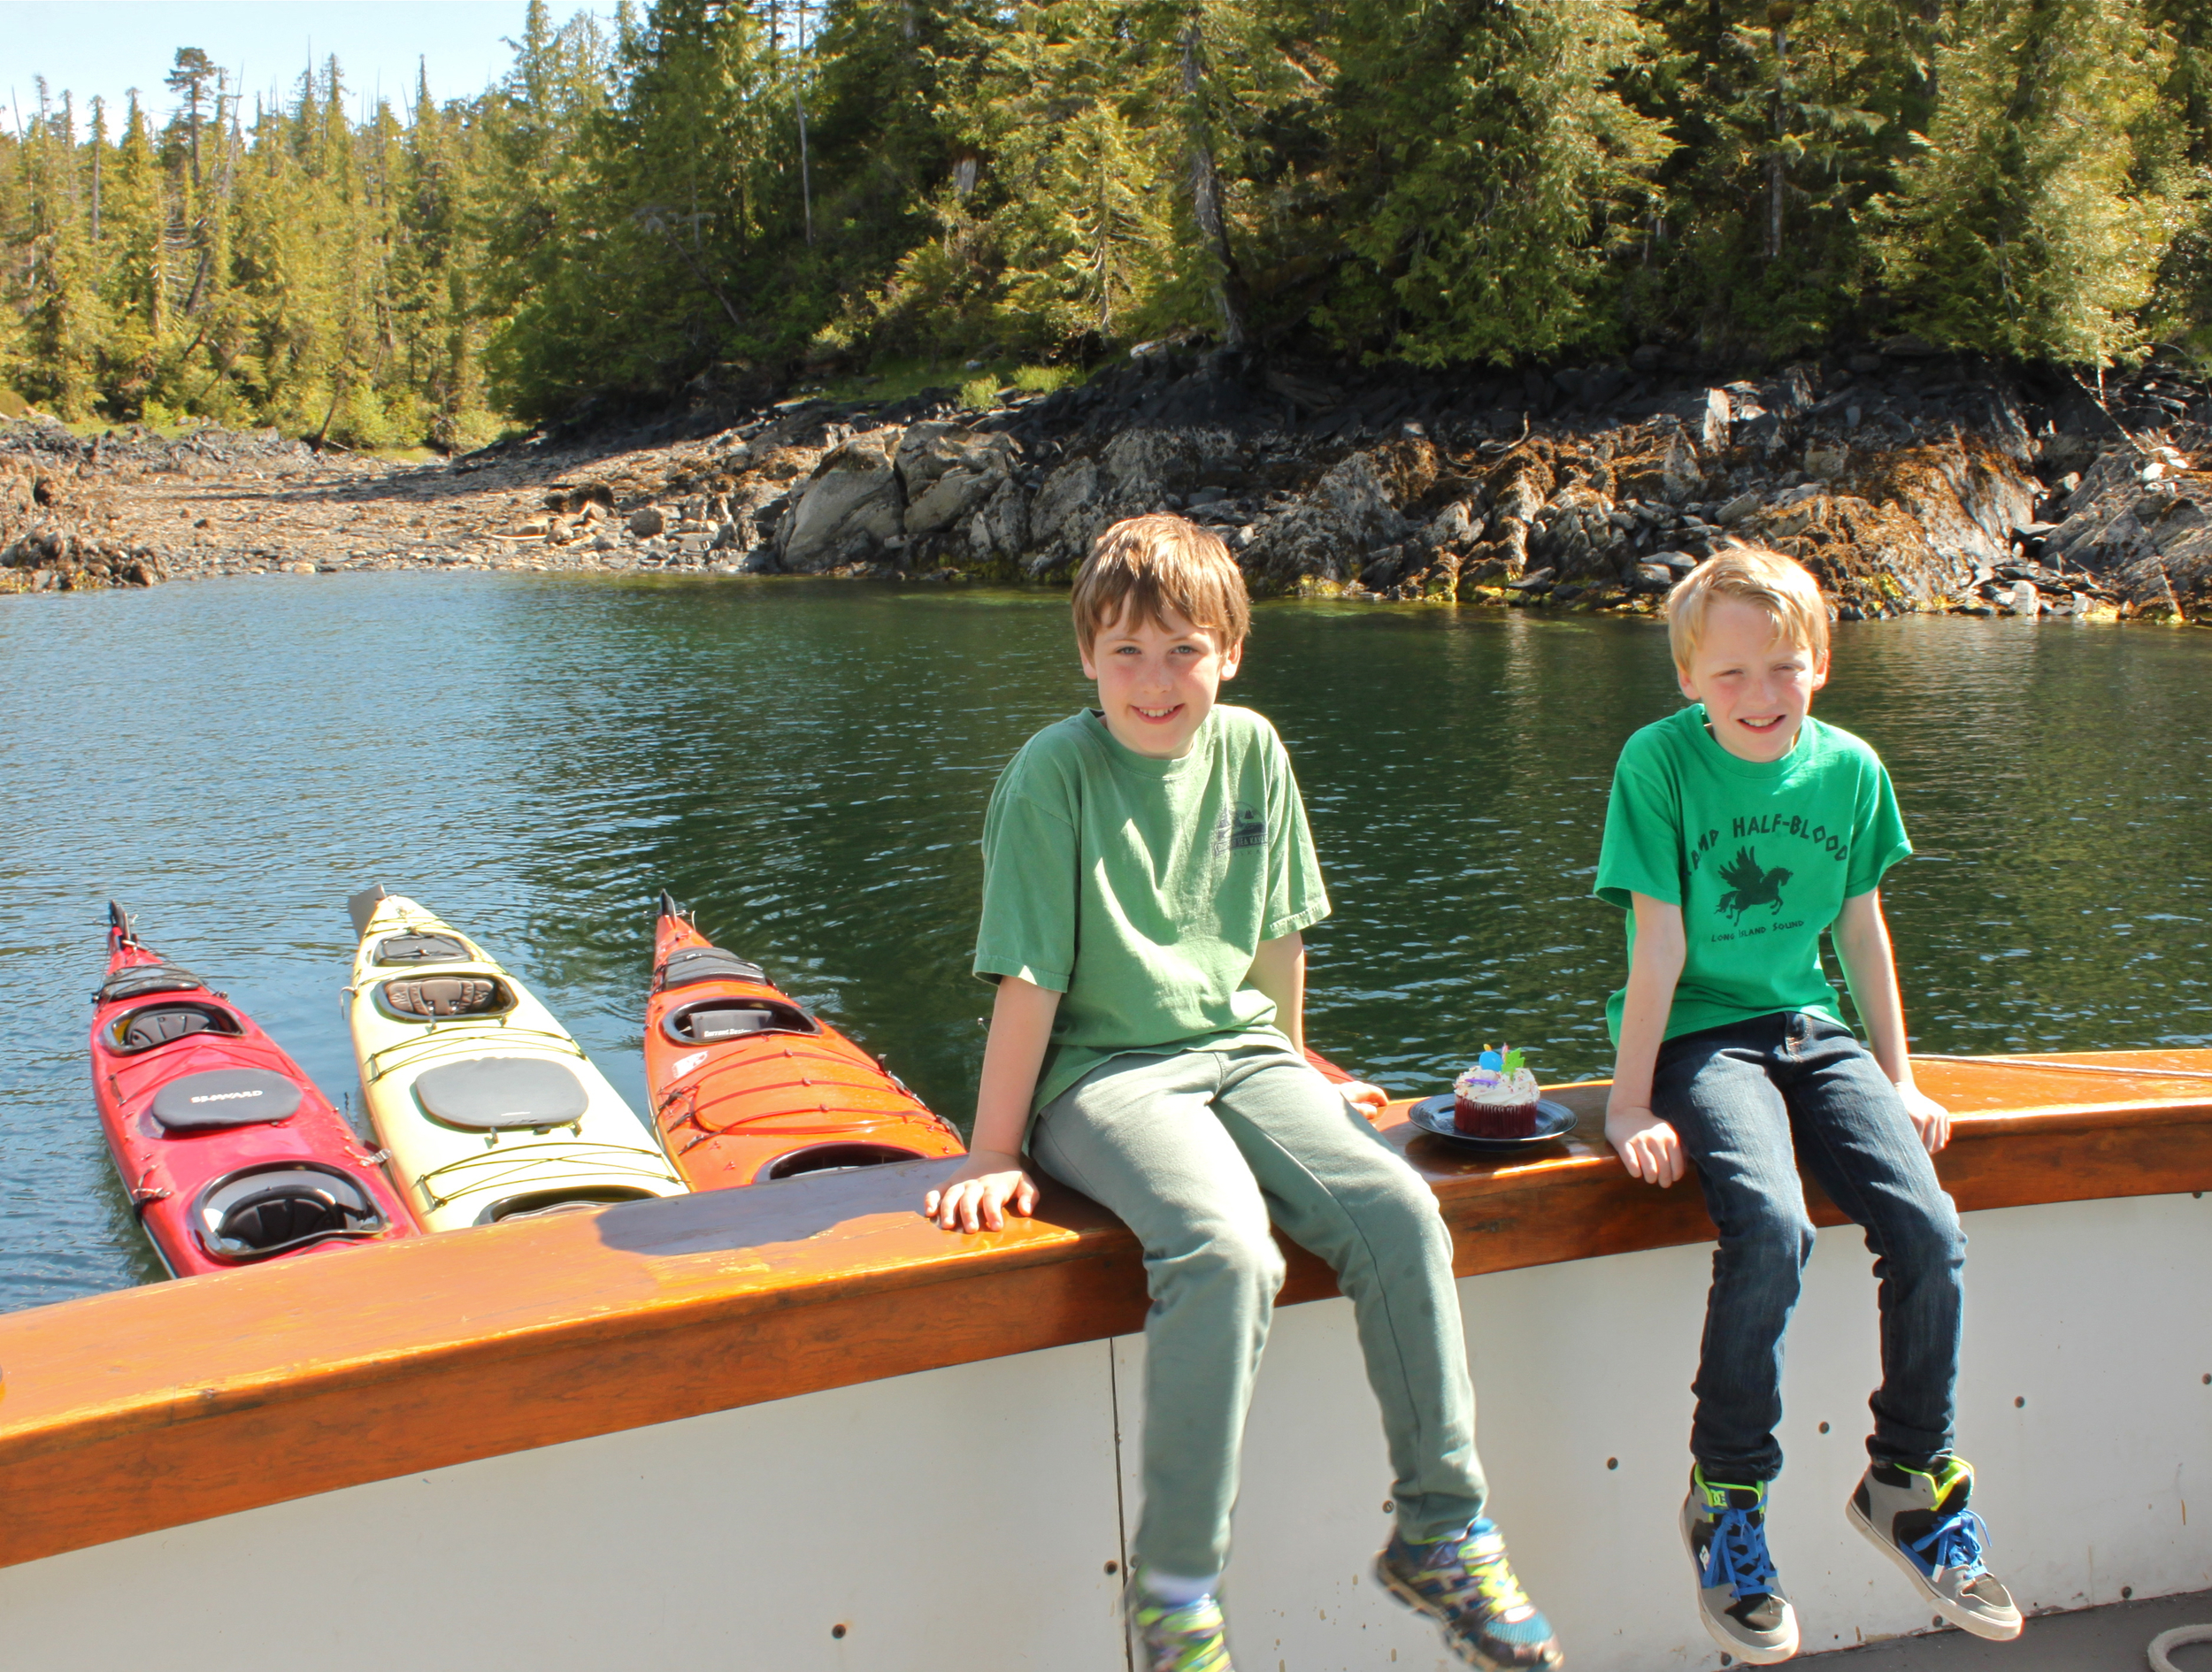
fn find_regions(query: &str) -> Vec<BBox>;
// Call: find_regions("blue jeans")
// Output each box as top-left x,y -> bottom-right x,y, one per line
1654,1010 -> 1965,1483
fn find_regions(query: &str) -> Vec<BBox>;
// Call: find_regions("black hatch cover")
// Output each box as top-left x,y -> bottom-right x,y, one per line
415,1057 -> 590,1129
150,1068 -> 305,1131
100,963 -> 207,1002
661,947 -> 768,989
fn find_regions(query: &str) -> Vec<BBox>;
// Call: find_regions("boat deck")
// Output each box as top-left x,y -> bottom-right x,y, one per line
1806,1588 -> 2212,1667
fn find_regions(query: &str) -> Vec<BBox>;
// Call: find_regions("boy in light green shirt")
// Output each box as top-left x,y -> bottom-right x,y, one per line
926,514 -> 1560,1672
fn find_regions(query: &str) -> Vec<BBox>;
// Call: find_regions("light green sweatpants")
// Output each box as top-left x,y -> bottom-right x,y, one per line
1029,1043 -> 1487,1579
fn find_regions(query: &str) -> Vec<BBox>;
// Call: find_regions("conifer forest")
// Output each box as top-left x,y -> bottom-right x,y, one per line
8,0 -> 2212,447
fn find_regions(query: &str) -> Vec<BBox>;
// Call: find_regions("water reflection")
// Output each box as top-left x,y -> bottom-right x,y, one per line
0,576 -> 2204,1309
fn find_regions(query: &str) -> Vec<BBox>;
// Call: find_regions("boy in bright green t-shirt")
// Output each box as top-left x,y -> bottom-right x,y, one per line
926,514 -> 1561,1672
1595,545 -> 2022,1666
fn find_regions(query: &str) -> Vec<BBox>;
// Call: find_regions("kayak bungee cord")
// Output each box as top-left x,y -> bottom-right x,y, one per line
414,1141 -> 682,1209
361,1022 -> 588,1083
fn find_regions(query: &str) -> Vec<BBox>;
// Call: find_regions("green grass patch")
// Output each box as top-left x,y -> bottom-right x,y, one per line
1010,364 -> 1079,395
823,355 -> 1087,410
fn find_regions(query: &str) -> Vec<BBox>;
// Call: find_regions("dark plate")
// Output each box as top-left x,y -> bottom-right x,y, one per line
1405,1094 -> 1578,1153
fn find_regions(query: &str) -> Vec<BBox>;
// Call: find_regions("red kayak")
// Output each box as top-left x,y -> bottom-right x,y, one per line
644,893 -> 965,1189
89,902 -> 419,1277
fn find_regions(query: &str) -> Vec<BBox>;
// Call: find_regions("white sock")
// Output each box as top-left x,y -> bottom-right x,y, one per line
1141,1568 -> 1220,1605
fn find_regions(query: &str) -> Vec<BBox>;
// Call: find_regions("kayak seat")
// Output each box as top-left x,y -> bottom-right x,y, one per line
373,932 -> 468,965
99,962 -> 206,1003
195,1164 -> 384,1261
414,1056 -> 591,1130
109,1001 -> 242,1055
660,946 -> 769,990
758,1142 -> 931,1185
662,996 -> 817,1046
380,977 -> 515,1019
150,1067 -> 306,1131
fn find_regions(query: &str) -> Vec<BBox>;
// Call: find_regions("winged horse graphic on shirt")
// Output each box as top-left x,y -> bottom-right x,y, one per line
1715,846 -> 1792,924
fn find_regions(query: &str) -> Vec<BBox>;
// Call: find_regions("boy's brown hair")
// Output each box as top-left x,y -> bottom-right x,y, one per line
1666,541 -> 1831,671
1071,514 -> 1251,654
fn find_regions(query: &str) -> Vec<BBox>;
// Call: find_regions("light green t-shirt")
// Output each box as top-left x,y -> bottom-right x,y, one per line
1594,704 -> 1911,1045
974,704 -> 1331,1111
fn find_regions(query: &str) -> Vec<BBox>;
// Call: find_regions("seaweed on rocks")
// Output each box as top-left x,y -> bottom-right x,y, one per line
5,354 -> 2209,622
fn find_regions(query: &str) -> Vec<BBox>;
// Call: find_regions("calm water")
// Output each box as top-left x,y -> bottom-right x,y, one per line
3,576 -> 2207,1311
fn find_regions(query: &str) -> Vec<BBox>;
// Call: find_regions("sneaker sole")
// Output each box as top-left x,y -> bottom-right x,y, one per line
1371,1553 -> 1563,1672
1678,1501 -> 1801,1665
1845,1493 -> 2024,1641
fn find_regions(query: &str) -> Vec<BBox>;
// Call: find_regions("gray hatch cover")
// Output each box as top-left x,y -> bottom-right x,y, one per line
375,933 -> 467,964
149,1068 -> 306,1131
661,947 -> 768,989
414,1057 -> 591,1129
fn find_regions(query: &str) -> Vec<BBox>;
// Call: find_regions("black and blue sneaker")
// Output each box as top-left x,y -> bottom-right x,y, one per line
1682,1466 -> 1799,1663
1376,1516 -> 1563,1669
1847,1456 -> 2021,1640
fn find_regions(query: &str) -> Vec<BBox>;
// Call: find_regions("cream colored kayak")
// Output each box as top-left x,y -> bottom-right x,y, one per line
344,887 -> 685,1232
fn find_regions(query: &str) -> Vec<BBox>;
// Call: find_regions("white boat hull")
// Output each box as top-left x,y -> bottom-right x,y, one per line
4,1191 -> 2203,1668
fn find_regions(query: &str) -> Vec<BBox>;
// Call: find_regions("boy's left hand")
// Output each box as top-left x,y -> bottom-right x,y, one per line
1897,1081 -> 1951,1154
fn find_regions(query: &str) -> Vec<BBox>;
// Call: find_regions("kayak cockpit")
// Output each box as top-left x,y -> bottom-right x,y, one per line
193,1163 -> 390,1262
104,1001 -> 242,1055
757,1141 -> 938,1184
482,1185 -> 661,1223
374,976 -> 518,1021
659,996 -> 817,1045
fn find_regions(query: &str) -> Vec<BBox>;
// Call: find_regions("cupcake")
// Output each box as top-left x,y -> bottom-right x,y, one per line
1453,1047 -> 1541,1138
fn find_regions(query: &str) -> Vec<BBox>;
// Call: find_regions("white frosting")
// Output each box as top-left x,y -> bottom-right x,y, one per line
1453,1064 -> 1540,1107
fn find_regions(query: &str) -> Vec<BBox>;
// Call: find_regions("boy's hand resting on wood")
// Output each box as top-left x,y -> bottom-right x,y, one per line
1337,1080 -> 1390,1117
924,1147 -> 1040,1232
1606,1102 -> 1687,1186
1897,1082 -> 1951,1154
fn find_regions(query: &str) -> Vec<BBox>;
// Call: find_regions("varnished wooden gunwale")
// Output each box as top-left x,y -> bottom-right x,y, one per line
0,1047 -> 2205,1571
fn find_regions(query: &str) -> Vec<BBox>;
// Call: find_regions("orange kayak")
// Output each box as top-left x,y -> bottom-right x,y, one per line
644,894 -> 965,1189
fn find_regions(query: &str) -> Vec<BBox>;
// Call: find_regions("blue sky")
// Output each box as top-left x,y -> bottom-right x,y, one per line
1,2 -> 613,131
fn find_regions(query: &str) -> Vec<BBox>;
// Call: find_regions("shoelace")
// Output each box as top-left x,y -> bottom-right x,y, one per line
1426,1530 -> 1536,1620
1701,1504 -> 1780,1597
1907,1507 -> 1991,1582
1135,1596 -> 1230,1672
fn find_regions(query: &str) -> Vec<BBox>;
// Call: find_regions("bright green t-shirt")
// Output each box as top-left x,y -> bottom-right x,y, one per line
974,704 -> 1331,1111
1594,705 -> 1911,1045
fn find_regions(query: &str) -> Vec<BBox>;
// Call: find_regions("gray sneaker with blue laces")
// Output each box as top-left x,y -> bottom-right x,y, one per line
1847,1456 -> 2022,1640
1682,1467 -> 1800,1664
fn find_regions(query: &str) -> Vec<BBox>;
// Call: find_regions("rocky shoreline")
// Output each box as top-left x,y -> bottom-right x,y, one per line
5,347 -> 2209,624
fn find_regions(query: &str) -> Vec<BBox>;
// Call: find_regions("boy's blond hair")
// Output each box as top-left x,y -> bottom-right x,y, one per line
1071,514 -> 1251,654
1666,542 -> 1831,671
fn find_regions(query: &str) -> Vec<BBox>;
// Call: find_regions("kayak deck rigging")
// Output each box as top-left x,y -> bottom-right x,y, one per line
644,894 -> 965,1189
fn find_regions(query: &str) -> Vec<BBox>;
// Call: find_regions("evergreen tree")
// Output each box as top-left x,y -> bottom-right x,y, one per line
1313,0 -> 1673,364
16,93 -> 103,417
1878,0 -> 2173,363
165,48 -> 219,188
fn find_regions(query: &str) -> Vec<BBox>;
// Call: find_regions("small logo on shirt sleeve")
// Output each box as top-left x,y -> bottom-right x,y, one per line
1212,803 -> 1268,855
